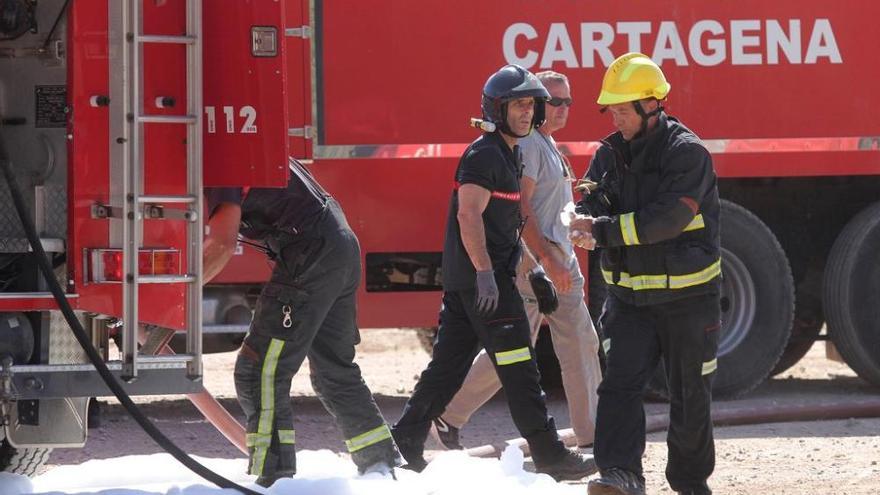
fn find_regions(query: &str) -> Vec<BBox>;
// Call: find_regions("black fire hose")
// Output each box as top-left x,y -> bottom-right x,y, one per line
0,136 -> 260,494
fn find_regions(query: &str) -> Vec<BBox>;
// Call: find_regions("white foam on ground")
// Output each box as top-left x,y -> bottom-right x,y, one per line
0,447 -> 582,495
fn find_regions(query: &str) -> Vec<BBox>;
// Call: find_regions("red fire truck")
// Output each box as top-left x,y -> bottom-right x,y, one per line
1,0 -> 879,475
213,0 -> 880,398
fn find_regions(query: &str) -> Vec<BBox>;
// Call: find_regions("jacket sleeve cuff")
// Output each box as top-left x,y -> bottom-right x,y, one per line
592,216 -> 618,247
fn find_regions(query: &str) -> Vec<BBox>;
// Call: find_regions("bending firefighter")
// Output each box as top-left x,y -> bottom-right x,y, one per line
570,53 -> 721,495
391,64 -> 597,481
203,159 -> 401,487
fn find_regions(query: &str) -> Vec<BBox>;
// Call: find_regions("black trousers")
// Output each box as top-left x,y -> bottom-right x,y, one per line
234,201 -> 399,479
392,273 -> 566,464
594,292 -> 719,492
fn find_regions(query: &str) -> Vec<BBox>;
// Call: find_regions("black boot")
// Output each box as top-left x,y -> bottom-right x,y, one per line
587,468 -> 646,495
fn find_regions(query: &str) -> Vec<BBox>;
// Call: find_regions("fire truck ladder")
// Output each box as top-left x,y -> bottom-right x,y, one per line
109,0 -> 203,382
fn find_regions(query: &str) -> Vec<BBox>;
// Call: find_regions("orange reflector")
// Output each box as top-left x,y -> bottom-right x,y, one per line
87,249 -> 181,283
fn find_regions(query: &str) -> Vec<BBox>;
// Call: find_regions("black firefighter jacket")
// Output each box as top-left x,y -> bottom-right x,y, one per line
583,112 -> 721,307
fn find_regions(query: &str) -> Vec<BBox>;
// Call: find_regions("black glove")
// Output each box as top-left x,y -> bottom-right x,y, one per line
528,267 -> 559,314
475,270 -> 499,317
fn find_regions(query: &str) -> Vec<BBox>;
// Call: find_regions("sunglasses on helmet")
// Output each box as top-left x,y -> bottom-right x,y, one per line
547,97 -> 573,107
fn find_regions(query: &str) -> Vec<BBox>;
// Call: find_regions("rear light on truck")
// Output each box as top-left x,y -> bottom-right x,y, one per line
87,248 -> 181,283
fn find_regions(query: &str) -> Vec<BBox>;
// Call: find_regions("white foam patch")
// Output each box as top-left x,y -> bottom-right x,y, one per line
0,449 -> 582,495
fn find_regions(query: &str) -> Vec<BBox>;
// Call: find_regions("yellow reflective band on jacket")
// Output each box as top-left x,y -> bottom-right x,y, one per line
602,258 -> 721,291
702,358 -> 718,375
602,339 -> 611,355
495,347 -> 532,366
251,338 -> 285,476
682,214 -> 705,232
278,429 -> 296,445
620,212 -> 641,246
345,424 -> 392,453
246,433 -> 271,448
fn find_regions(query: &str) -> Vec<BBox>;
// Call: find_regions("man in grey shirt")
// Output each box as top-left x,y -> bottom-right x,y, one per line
434,71 -> 602,450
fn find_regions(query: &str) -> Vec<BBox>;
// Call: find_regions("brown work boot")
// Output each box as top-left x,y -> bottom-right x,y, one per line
587,468 -> 646,495
534,448 -> 598,481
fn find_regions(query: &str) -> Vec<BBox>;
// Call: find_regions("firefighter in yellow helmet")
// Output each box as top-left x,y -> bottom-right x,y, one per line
570,53 -> 722,495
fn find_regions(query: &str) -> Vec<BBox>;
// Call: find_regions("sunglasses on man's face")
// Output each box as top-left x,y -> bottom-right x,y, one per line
547,97 -> 573,107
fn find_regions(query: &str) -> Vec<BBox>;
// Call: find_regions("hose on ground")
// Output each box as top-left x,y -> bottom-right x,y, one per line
466,397 -> 880,458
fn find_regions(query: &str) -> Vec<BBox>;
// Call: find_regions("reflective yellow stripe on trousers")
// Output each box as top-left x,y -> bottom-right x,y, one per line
345,424 -> 392,453
495,347 -> 532,366
602,259 -> 722,291
252,338 -> 285,476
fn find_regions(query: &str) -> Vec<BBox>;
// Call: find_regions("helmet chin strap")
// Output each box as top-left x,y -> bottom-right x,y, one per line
501,125 -> 531,139
632,100 -> 663,137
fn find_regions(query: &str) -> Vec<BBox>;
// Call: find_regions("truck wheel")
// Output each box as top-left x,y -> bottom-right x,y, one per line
823,201 -> 880,386
770,292 -> 823,376
712,200 -> 794,397
0,439 -> 51,477
648,200 -> 794,399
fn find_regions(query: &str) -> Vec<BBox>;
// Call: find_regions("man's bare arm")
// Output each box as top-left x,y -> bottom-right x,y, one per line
520,176 -> 572,292
456,183 -> 493,272
203,202 -> 242,284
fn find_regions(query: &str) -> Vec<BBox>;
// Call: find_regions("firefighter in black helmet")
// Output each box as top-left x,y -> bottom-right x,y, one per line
391,64 -> 597,481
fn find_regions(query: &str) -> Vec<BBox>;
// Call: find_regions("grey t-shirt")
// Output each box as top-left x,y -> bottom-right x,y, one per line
519,130 -> 574,256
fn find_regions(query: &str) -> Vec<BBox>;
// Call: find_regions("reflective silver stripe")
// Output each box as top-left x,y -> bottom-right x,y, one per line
682,214 -> 705,232
495,347 -> 532,366
602,339 -> 611,355
620,212 -> 641,246
345,424 -> 392,453
702,358 -> 718,375
252,338 -> 285,476
601,258 -> 722,291
278,429 -> 296,445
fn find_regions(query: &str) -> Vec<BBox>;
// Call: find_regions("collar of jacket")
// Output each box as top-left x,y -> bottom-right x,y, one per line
629,111 -> 669,157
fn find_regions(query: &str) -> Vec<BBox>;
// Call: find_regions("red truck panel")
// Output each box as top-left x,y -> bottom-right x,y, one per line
203,0 -> 290,187
319,0 -> 879,145
68,1 -> 288,328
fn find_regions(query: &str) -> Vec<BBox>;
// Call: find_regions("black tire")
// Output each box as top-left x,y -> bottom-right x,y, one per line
823,201 -> 880,386
713,200 -> 794,397
649,200 -> 794,399
770,291 -> 823,376
0,439 -> 51,477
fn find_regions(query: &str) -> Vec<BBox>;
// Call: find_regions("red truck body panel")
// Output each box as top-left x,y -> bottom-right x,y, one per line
210,0 -> 880,329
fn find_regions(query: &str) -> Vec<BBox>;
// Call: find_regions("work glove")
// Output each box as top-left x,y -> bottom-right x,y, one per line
475,270 -> 499,317
528,267 -> 559,315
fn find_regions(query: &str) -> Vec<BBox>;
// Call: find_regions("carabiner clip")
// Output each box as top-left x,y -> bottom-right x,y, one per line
282,305 -> 293,328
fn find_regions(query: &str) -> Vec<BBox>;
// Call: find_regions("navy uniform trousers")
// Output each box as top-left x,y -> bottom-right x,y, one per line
234,200 -> 399,480
392,272 -> 567,465
595,292 -> 720,492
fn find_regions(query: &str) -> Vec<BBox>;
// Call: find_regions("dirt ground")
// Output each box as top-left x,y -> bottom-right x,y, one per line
47,328 -> 880,494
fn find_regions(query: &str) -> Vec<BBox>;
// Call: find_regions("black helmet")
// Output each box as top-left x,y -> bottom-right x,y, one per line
481,64 -> 549,138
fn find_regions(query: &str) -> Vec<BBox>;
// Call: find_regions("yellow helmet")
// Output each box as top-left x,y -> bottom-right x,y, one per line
597,53 -> 671,106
